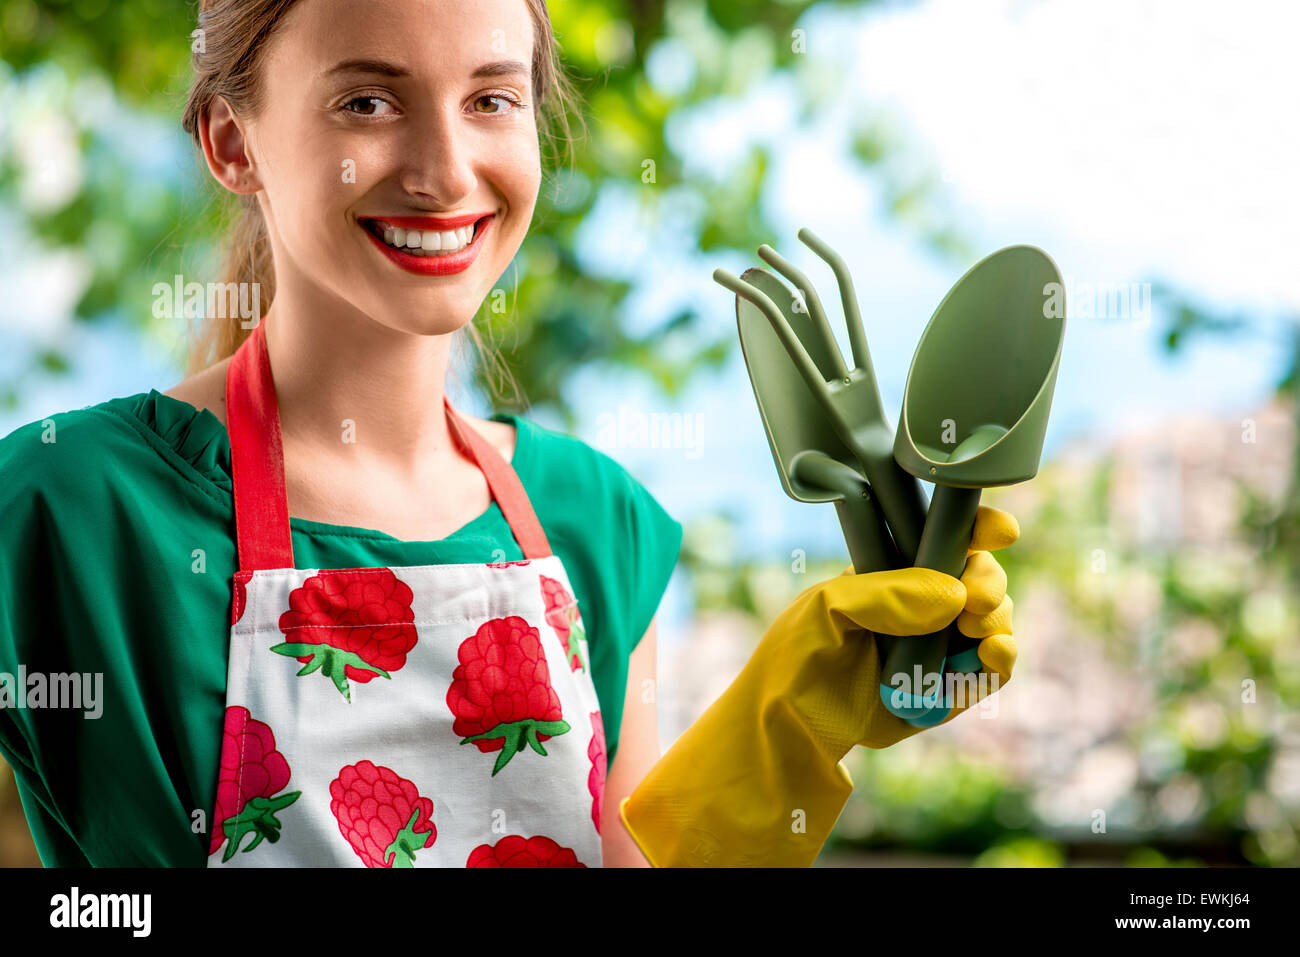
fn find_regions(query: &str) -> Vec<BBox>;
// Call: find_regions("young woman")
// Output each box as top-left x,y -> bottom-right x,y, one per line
0,0 -> 679,868
0,0 -> 1020,869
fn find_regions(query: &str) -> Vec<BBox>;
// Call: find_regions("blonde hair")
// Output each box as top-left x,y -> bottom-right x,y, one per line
179,0 -> 585,408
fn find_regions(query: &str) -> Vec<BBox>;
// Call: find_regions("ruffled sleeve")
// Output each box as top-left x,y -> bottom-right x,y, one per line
123,389 -> 232,487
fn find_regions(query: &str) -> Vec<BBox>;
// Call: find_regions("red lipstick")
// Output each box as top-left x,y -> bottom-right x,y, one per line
359,213 -> 494,277
372,213 -> 486,230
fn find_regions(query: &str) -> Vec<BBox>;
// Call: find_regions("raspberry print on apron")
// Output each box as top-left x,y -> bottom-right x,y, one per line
272,567 -> 419,702
206,320 -> 605,867
541,574 -> 590,673
448,615 -> 572,776
330,761 -> 437,868
210,706 -> 301,862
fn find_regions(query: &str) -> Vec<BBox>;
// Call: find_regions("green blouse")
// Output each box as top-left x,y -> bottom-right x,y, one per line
0,389 -> 683,866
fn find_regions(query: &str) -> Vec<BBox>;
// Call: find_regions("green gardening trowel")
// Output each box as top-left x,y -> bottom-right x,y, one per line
883,244 -> 1066,726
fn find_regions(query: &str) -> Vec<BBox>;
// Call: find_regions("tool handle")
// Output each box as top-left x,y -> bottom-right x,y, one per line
791,451 -> 898,573
831,490 -> 900,576
877,485 -> 982,719
792,452 -> 903,663
847,431 -> 929,567
830,480 -> 907,666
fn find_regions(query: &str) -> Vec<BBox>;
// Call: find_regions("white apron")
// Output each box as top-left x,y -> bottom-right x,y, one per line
206,320 -> 605,867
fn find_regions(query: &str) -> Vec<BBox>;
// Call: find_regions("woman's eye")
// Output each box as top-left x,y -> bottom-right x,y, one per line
341,96 -> 395,117
473,93 -> 523,115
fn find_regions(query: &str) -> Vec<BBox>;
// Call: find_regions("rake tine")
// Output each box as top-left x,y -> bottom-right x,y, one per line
713,268 -> 833,406
755,244 -> 851,381
797,228 -> 874,388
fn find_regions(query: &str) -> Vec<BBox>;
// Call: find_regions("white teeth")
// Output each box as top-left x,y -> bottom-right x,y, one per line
371,221 -> 478,255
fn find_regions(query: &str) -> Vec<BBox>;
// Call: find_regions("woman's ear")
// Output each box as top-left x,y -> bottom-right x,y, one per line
199,94 -> 261,195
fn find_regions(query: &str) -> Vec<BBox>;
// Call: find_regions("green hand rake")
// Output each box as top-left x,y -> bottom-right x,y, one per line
716,231 -> 1065,725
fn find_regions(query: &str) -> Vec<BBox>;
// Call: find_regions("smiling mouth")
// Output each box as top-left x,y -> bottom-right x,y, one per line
360,215 -> 491,257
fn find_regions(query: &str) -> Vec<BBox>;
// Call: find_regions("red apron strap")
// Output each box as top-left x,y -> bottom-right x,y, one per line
226,319 -> 552,571
443,397 -> 553,560
227,321 -> 295,572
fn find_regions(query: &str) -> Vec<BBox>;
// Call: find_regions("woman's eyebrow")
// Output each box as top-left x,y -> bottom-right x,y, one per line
323,58 -> 409,79
321,58 -> 531,81
469,59 -> 531,80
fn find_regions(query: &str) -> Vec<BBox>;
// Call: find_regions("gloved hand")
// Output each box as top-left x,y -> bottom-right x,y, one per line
618,505 -> 1019,867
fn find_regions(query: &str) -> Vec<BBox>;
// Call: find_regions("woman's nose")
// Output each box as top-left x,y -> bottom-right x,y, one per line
399,109 -> 479,207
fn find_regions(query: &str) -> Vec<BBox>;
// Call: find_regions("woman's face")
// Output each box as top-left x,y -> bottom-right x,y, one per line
236,0 -> 541,337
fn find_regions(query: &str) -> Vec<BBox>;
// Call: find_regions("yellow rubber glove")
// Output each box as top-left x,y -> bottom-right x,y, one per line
618,505 -> 1019,867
